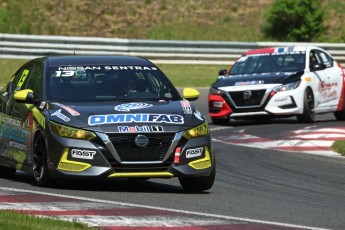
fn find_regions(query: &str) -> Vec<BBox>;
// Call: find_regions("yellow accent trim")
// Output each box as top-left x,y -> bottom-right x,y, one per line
58,149 -> 91,172
24,104 -> 46,129
16,69 -> 30,90
31,107 -> 46,129
183,88 -> 200,100
108,172 -> 174,178
188,146 -> 212,170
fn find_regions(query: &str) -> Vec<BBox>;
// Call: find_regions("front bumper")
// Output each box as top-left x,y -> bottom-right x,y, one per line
46,130 -> 214,180
208,88 -> 304,119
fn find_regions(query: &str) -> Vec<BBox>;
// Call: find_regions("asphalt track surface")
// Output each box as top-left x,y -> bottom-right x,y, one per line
1,88 -> 345,229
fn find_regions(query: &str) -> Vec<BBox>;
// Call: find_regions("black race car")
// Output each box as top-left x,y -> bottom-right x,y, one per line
0,56 -> 215,192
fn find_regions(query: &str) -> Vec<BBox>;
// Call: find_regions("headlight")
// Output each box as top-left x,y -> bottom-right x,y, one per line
274,81 -> 301,93
209,87 -> 222,95
183,122 -> 209,139
50,121 -> 96,140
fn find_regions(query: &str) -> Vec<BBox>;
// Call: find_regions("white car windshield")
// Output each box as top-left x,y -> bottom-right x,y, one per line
230,53 -> 306,75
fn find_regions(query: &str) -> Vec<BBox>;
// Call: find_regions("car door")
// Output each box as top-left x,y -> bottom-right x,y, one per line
0,62 -> 40,170
315,49 -> 343,111
309,49 -> 335,111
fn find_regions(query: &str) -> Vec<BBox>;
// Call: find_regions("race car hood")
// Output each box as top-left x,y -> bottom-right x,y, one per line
46,100 -> 206,133
212,71 -> 304,88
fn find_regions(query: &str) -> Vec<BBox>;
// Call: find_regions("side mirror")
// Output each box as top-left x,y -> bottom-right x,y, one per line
311,63 -> 326,71
14,89 -> 35,104
183,88 -> 200,101
218,69 -> 227,76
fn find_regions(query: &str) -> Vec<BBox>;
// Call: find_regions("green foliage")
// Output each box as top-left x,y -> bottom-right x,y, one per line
264,0 -> 325,42
0,1 -> 32,34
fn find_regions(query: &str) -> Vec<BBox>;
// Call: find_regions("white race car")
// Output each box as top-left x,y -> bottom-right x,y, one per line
208,46 -> 345,124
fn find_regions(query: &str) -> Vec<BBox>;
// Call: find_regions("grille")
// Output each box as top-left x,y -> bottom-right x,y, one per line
108,133 -> 175,162
228,89 -> 266,107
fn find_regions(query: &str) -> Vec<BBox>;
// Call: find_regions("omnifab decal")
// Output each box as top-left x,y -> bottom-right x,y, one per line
114,103 -> 153,112
88,113 -> 184,125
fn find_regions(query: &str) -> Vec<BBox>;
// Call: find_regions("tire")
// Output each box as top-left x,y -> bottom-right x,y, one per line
178,164 -> 216,193
0,165 -> 16,178
32,134 -> 54,187
297,88 -> 315,123
211,117 -> 230,125
334,97 -> 345,120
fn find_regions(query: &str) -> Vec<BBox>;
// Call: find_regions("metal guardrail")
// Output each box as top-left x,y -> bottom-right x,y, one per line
1,33 -> 345,65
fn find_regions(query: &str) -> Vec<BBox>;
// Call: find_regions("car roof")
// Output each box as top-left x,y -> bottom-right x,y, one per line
43,55 -> 154,67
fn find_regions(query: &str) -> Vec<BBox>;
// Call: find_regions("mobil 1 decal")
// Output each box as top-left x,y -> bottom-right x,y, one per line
118,125 -> 164,133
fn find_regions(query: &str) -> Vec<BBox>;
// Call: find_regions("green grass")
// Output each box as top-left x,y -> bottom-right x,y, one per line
157,64 -> 226,87
0,59 -> 227,88
331,141 -> 345,156
0,211 -> 95,230
0,59 -> 28,86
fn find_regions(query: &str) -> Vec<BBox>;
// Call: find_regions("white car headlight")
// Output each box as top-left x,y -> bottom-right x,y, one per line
274,81 -> 301,93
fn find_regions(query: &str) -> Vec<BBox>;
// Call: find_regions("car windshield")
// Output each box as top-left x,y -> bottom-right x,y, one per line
229,53 -> 306,75
46,65 -> 181,102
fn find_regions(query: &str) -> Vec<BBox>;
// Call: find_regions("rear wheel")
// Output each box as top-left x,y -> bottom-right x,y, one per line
0,165 -> 16,178
334,96 -> 345,120
178,164 -> 216,193
297,88 -> 315,123
33,134 -> 54,187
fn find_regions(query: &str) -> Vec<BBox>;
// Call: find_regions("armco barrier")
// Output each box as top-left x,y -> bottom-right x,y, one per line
1,33 -> 345,65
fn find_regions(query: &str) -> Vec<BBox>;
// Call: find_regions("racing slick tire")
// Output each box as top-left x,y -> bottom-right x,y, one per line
32,134 -> 54,187
211,117 -> 230,125
297,87 -> 315,123
0,165 -> 16,178
178,163 -> 216,193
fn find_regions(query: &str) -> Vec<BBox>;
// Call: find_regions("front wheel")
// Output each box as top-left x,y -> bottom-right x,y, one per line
297,88 -> 315,123
33,134 -> 54,187
178,164 -> 216,193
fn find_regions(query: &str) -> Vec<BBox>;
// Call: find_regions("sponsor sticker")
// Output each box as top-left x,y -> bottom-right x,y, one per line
114,103 -> 153,112
180,100 -> 192,114
71,149 -> 96,160
52,103 -> 80,116
186,147 -> 204,159
88,113 -> 184,125
51,109 -> 70,122
234,80 -> 264,86
194,110 -> 204,121
118,125 -> 150,133
151,125 -> 164,132
39,101 -> 46,109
